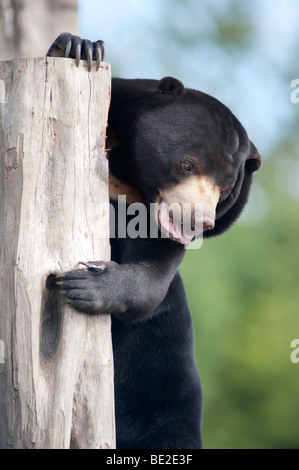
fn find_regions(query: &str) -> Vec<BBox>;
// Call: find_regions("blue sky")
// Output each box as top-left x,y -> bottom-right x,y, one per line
78,0 -> 299,162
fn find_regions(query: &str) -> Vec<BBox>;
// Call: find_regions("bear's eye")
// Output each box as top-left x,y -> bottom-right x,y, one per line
181,161 -> 193,173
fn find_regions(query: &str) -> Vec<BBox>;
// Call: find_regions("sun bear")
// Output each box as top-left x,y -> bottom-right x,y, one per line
47,33 -> 261,449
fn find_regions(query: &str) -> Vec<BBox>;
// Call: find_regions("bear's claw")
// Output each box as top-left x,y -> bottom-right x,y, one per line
46,32 -> 105,71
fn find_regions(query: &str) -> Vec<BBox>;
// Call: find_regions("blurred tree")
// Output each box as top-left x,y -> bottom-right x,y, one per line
161,0 -> 255,50
0,0 -> 79,59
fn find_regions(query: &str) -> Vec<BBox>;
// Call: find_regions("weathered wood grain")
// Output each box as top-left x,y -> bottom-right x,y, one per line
0,57 -> 115,449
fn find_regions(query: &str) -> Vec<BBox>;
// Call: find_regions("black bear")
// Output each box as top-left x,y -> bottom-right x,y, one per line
47,33 -> 261,449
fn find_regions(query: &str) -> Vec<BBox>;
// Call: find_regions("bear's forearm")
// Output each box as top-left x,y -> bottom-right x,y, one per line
57,259 -> 179,320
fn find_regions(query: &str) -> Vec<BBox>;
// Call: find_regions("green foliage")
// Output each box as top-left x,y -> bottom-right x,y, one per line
208,1 -> 254,50
181,155 -> 299,448
160,0 -> 255,50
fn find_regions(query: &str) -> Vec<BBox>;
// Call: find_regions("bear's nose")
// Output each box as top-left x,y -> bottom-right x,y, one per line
202,215 -> 215,231
191,211 -> 215,233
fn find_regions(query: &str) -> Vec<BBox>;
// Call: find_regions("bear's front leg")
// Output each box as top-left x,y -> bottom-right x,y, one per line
56,261 -> 123,315
55,256 -> 181,321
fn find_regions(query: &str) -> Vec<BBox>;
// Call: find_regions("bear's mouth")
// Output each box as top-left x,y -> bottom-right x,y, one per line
158,199 -> 196,245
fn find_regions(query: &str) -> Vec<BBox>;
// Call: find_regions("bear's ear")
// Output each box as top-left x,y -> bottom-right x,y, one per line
158,76 -> 185,95
245,142 -> 262,173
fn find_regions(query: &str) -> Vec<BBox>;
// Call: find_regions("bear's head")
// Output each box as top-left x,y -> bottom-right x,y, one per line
108,76 -> 261,244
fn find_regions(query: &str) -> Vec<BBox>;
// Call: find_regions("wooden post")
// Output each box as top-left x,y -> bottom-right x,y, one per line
0,57 -> 115,449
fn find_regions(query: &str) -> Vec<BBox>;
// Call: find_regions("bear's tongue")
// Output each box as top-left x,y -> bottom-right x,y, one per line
158,201 -> 194,245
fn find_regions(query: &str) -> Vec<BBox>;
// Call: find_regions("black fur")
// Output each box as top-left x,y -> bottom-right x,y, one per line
47,34 -> 261,449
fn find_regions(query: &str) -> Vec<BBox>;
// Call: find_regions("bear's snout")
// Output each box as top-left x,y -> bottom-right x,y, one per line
191,210 -> 215,233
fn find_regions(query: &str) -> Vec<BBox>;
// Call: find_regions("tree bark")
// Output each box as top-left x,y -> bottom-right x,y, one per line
0,57 -> 115,449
